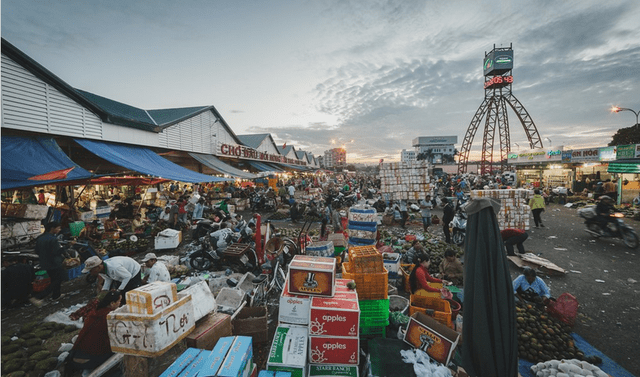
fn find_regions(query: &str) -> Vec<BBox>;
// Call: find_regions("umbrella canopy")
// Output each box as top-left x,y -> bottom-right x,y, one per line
461,198 -> 518,377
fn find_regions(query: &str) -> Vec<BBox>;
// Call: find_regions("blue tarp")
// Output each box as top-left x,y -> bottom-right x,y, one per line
1,136 -> 92,190
188,153 -> 257,179
75,139 -> 228,183
262,162 -> 286,172
247,160 -> 277,172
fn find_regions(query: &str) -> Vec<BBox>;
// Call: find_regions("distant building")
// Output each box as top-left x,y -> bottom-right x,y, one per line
413,136 -> 458,164
323,148 -> 346,168
401,149 -> 416,162
317,155 -> 324,168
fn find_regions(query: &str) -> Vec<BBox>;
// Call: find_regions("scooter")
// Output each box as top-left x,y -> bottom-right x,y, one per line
451,209 -> 467,246
577,206 -> 639,249
188,231 -> 258,272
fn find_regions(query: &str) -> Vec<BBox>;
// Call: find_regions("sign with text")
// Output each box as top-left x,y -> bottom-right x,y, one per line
599,146 -> 617,161
507,147 -> 564,164
218,143 -> 306,165
570,148 -> 600,162
616,144 -> 636,160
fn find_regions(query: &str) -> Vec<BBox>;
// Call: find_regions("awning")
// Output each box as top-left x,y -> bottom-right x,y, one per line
2,136 -> 93,190
262,162 -> 286,172
188,153 -> 257,179
74,139 -> 229,183
607,160 -> 640,174
247,160 -> 278,173
88,176 -> 170,186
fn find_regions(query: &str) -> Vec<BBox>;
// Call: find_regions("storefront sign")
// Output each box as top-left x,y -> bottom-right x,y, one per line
219,143 -> 306,165
507,147 -> 563,164
599,146 -> 617,161
616,144 -> 635,160
570,148 -> 600,162
636,144 -> 640,158
562,151 -> 572,163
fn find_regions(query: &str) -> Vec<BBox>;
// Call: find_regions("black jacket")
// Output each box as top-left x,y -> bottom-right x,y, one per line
443,202 -> 455,223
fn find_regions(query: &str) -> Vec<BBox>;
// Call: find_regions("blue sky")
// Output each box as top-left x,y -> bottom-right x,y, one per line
2,0 -> 639,163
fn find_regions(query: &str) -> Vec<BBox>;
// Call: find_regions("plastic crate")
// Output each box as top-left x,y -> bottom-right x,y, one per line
342,263 -> 388,300
359,299 -> 390,327
348,246 -> 383,273
69,221 -> 85,237
400,264 -> 413,292
408,296 -> 452,328
360,325 -> 386,337
32,271 -> 51,293
66,264 -> 85,281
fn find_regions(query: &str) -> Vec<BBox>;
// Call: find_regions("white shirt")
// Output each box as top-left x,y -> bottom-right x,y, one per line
147,262 -> 171,283
100,256 -> 142,291
288,185 -> 295,196
159,210 -> 171,222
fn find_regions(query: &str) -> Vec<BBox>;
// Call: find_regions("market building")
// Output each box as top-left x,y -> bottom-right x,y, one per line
412,136 -> 458,164
400,149 -> 416,162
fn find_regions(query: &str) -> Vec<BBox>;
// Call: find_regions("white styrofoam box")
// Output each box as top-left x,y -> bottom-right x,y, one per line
216,287 -> 246,313
181,280 -> 216,322
305,241 -> 335,258
1,220 -> 43,238
94,206 -> 111,215
126,282 -> 179,315
78,211 -> 95,222
107,294 -> 195,356
382,252 -> 401,277
155,229 -> 182,250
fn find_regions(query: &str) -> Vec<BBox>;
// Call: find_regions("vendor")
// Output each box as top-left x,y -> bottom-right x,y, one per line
501,228 -> 528,256
141,253 -> 170,284
438,249 -> 464,286
158,206 -> 172,224
132,213 -> 149,233
103,213 -> 122,237
513,267 -> 551,305
409,251 -> 445,294
83,255 -> 142,304
80,220 -> 103,244
403,240 -> 424,264
66,291 -> 121,373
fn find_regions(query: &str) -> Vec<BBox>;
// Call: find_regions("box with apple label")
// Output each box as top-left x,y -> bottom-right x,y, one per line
309,297 -> 359,337
279,283 -> 311,325
308,336 -> 359,365
267,325 -> 309,377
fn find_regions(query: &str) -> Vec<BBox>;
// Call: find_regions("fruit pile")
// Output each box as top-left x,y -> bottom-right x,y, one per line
516,303 -> 584,362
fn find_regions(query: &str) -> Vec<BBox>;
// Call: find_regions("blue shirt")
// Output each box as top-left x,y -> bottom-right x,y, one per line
513,275 -> 550,298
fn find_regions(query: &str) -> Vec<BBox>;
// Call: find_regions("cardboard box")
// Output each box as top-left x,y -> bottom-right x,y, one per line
107,293 -> 195,356
126,281 -> 179,315
403,311 -> 460,365
308,364 -> 358,377
155,228 -> 182,250
280,282 -> 311,325
219,336 -> 254,377
200,336 -> 235,377
258,371 -> 292,377
181,280 -> 217,321
288,256 -> 336,297
159,348 -> 205,377
308,336 -> 359,365
174,348 -> 211,377
3,204 -> 49,219
267,325 -> 309,377
186,312 -> 232,350
309,297 -> 359,337
232,306 -> 269,344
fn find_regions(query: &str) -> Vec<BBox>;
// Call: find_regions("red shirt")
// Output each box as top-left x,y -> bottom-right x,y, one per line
72,307 -> 114,355
501,228 -> 525,240
415,265 -> 443,292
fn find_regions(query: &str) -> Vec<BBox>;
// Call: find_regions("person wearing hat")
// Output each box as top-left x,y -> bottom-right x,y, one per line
512,267 -> 551,305
141,253 -> 170,284
83,256 -> 141,304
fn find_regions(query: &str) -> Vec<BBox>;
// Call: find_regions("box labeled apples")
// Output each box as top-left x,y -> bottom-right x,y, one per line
288,255 -> 336,297
267,325 -> 308,377
308,336 -> 359,365
309,297 -> 359,337
308,364 -> 359,377
403,311 -> 460,365
279,282 -> 311,325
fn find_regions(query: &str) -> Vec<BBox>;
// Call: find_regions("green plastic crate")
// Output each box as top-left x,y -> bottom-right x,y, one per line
360,325 -> 386,337
359,299 -> 390,327
69,221 -> 85,237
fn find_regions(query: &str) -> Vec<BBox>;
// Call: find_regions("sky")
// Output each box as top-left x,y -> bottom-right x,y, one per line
2,0 -> 639,164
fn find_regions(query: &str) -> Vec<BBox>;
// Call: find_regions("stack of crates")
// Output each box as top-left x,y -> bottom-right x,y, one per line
359,298 -> 390,337
409,294 -> 452,328
342,245 -> 388,300
347,206 -> 377,246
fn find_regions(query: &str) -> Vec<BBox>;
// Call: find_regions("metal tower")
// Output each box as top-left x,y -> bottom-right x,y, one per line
458,45 -> 543,175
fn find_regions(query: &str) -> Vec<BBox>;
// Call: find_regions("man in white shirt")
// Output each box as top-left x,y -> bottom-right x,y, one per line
83,255 -> 142,304
288,185 -> 295,200
141,253 -> 171,284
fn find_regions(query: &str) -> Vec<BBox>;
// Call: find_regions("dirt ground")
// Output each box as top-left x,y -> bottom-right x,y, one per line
2,203 -> 639,376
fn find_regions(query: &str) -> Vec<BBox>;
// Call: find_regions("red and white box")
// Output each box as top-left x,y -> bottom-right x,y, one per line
332,291 -> 358,301
279,281 -> 311,325
309,297 -> 359,337
288,255 -> 336,297
308,336 -> 359,365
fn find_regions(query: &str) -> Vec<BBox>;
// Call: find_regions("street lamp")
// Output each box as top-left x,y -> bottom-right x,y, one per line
544,137 -> 552,146
611,106 -> 640,128
513,142 -> 520,150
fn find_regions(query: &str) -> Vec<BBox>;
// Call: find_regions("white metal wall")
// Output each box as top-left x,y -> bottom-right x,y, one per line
158,110 -> 236,154
258,138 -> 281,155
1,54 -> 103,138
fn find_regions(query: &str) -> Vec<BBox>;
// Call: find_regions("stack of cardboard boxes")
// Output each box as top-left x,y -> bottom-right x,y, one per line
379,161 -> 434,201
470,189 -> 531,230
269,255 -> 360,377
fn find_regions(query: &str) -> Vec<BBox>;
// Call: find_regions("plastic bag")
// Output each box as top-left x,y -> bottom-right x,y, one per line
546,292 -> 578,327
440,288 -> 453,300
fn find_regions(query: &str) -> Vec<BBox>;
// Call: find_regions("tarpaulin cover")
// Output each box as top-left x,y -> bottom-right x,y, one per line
247,160 -> 278,172
1,136 -> 92,190
262,162 -> 286,172
88,176 -> 170,186
188,152 -> 257,179
607,160 -> 640,174
462,197 -> 518,377
74,139 -> 228,183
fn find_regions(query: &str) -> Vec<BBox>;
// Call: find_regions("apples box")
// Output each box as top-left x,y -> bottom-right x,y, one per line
218,336 -> 254,377
267,325 -> 309,377
332,291 -> 358,301
308,336 -> 359,365
186,312 -> 232,350
308,364 -> 358,377
382,252 -> 400,278
309,297 -> 359,337
126,281 -> 178,315
288,255 -> 336,297
279,283 -> 311,325
403,311 -> 460,365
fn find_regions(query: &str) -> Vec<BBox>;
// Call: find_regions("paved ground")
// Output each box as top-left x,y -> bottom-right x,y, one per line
2,202 -> 638,376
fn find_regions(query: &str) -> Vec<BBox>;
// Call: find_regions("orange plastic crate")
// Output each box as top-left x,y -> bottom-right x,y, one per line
408,296 -> 452,328
342,262 -> 388,300
349,245 -> 383,273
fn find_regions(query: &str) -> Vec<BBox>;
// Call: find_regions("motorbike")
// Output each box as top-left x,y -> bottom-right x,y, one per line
577,206 -> 639,249
250,191 -> 277,212
451,209 -> 467,246
188,231 -> 258,273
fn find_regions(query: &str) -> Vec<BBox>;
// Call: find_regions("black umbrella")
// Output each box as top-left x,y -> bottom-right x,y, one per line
461,198 -> 518,377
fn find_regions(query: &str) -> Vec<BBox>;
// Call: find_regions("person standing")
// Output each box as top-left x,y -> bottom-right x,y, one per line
442,197 -> 455,244
420,195 -> 433,232
288,184 -> 296,201
528,189 -> 546,228
83,255 -> 142,304
35,221 -> 74,302
397,200 -> 409,229
500,228 -> 529,256
141,253 -> 171,284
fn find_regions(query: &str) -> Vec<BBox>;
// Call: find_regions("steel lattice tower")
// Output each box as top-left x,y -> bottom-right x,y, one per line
458,45 -> 543,175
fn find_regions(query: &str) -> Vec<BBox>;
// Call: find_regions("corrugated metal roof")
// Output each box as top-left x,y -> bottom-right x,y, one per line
75,89 -> 158,130
237,134 -> 269,149
295,151 -> 306,160
147,106 -> 210,125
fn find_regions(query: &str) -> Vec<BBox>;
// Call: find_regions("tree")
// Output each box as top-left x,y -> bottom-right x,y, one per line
609,125 -> 640,146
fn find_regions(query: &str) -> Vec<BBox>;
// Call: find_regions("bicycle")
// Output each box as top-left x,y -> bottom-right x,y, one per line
250,254 -> 286,307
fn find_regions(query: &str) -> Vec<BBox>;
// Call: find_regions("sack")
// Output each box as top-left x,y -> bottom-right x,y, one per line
546,292 -> 578,327
431,215 -> 440,225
